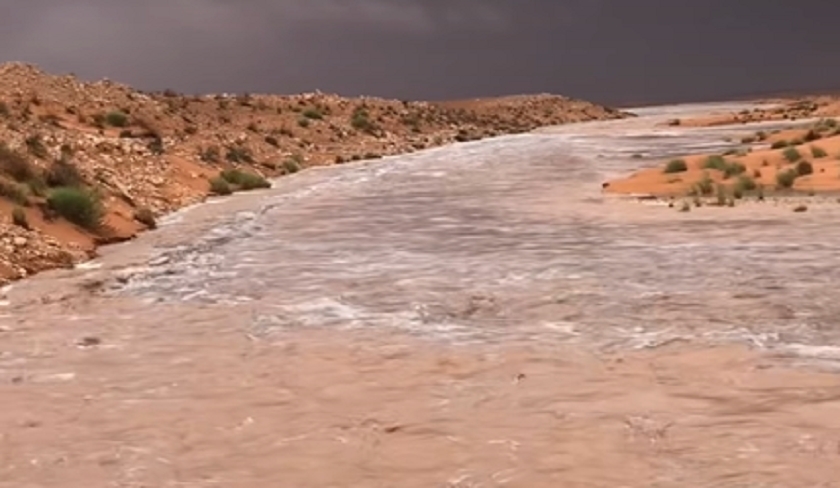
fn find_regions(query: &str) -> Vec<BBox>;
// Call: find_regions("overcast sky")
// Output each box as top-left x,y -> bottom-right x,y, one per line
1,1 -> 838,106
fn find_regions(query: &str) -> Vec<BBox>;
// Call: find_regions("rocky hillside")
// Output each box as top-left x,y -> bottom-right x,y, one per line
0,63 -> 627,283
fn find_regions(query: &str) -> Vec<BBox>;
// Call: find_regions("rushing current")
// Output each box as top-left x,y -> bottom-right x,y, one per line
3,102 -> 840,488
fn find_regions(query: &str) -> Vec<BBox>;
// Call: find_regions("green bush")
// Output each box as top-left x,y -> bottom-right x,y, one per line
200,145 -> 220,163
351,107 -> 377,134
715,184 -> 728,206
663,159 -> 688,173
297,117 -> 311,128
0,179 -> 30,205
264,135 -> 279,147
11,206 -> 29,229
796,160 -> 813,176
105,110 -> 129,127
220,169 -> 271,190
703,155 -> 744,179
810,146 -> 827,158
225,146 -> 253,164
783,147 -> 802,163
45,158 -> 84,187
47,187 -> 104,230
302,108 -> 323,120
209,176 -> 233,195
0,143 -> 38,182
703,155 -> 728,171
733,175 -> 757,198
776,169 -> 798,189
803,129 -> 821,142
770,140 -> 789,149
24,134 -> 49,159
282,158 -> 301,174
695,172 -> 714,196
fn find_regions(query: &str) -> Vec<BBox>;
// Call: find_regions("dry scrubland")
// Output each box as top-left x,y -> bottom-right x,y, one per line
606,100 -> 840,210
0,63 -> 627,283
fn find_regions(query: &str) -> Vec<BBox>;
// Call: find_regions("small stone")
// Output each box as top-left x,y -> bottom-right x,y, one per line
12,237 -> 27,247
76,336 -> 101,348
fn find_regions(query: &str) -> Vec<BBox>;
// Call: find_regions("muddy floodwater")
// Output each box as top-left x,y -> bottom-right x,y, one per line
3,102 -> 840,487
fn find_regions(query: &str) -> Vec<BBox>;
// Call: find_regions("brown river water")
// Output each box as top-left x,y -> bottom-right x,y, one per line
2,102 -> 840,487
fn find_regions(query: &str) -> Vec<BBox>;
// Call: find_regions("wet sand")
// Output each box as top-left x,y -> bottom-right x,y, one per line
3,102 -> 840,487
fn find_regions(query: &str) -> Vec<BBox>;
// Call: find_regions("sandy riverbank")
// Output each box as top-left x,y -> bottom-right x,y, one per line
605,118 -> 840,200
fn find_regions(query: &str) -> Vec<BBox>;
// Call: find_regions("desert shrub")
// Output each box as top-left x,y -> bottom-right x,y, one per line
796,160 -> 813,176
47,187 -> 104,230
810,146 -> 827,158
200,145 -> 220,163
11,206 -> 29,229
220,169 -> 270,190
351,107 -> 377,134
147,137 -> 164,155
783,147 -> 802,163
740,136 -> 756,144
803,129 -> 821,142
703,155 -> 728,171
770,140 -> 789,149
209,176 -> 233,195
695,172 -> 714,196
735,174 -> 757,192
184,125 -> 198,135
0,144 -> 38,182
755,131 -> 768,141
703,155 -> 744,178
282,158 -> 301,174
119,129 -> 133,138
723,161 -> 746,179
246,122 -> 260,132
264,135 -> 279,147
24,134 -> 49,159
105,110 -> 129,127
793,205 -> 808,213
302,108 -> 323,120
45,158 -> 84,187
133,207 -> 157,229
0,101 -> 9,117
0,179 -> 29,205
776,169 -> 798,189
715,184 -> 728,206
225,146 -> 253,164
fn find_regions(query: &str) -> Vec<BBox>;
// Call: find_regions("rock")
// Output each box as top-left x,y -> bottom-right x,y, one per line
12,237 -> 27,247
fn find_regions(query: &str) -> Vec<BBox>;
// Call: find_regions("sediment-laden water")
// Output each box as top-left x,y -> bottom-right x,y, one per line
2,102 -> 840,487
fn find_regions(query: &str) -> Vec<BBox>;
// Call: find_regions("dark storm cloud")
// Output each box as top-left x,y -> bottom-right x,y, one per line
1,1 -> 839,105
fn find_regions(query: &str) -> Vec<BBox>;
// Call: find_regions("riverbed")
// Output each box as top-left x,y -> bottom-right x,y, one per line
2,102 -> 839,487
